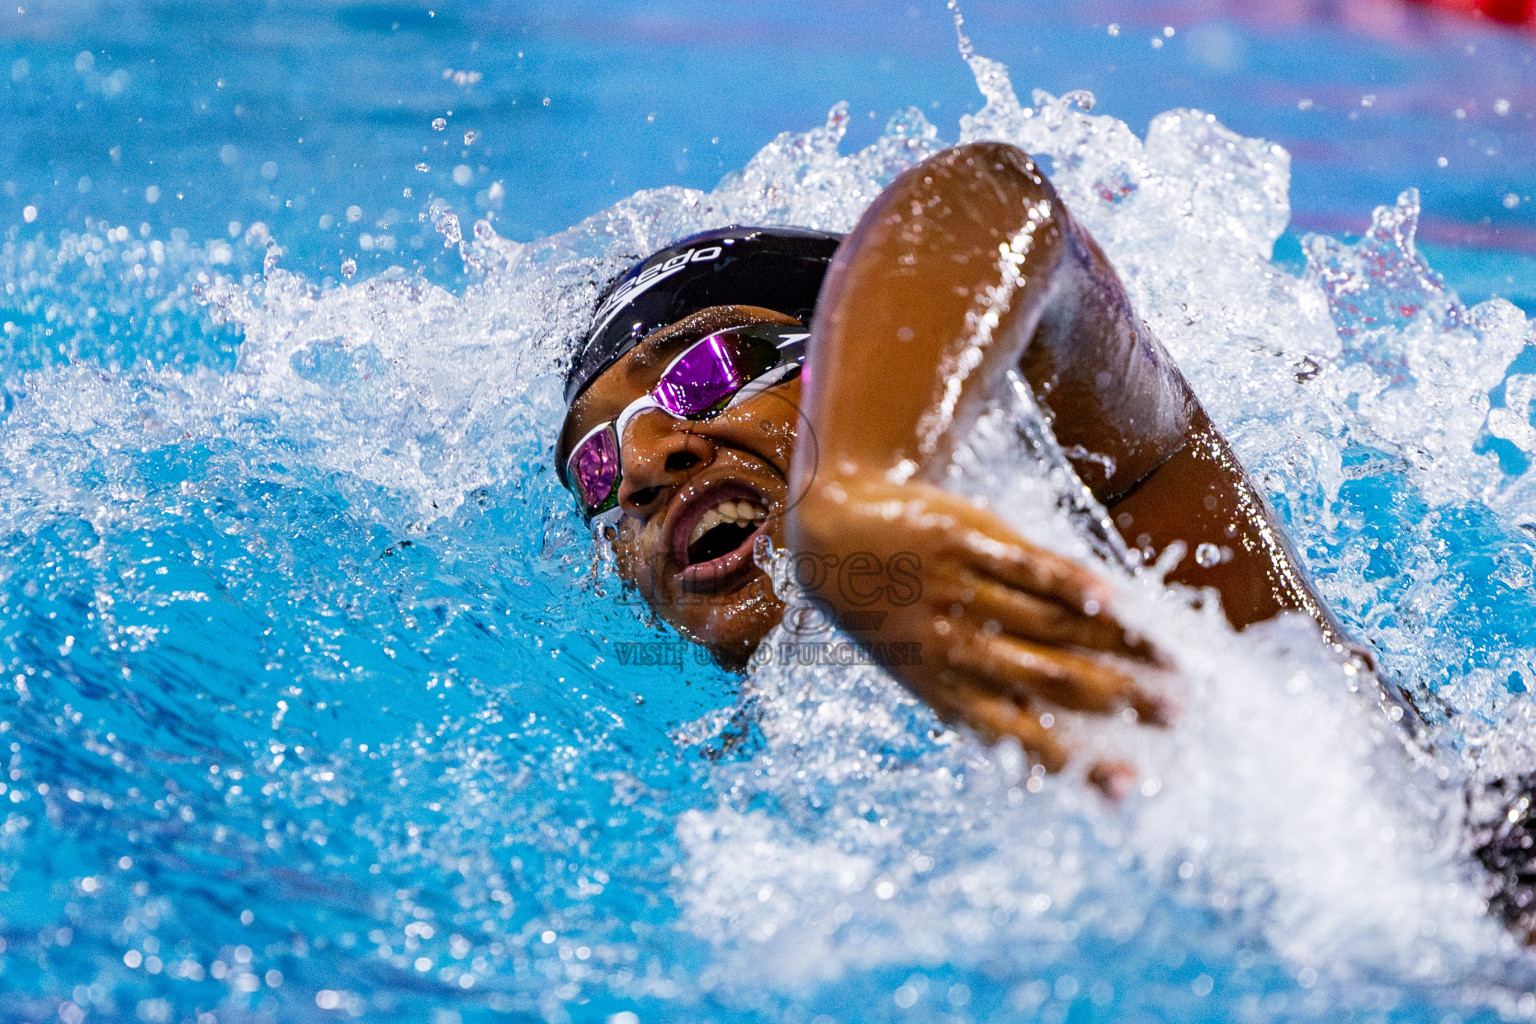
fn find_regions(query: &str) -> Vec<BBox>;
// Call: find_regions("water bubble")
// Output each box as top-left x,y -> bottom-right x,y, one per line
345,205 -> 362,222
144,185 -> 160,203
74,51 -> 94,73
415,163 -> 430,172
22,205 -> 36,223
260,160 -> 278,180
340,258 -> 356,278
1107,22 -> 1119,35
1495,98 -> 1512,116
219,143 -> 238,165
1504,193 -> 1521,210
452,165 -> 472,186
9,58 -> 28,82
1195,543 -> 1222,568
431,117 -> 447,131
463,130 -> 479,145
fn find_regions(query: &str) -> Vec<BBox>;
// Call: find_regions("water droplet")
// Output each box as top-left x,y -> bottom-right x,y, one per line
431,117 -> 447,131
1195,543 -> 1222,568
463,130 -> 479,145
415,163 -> 430,172
340,259 -> 356,278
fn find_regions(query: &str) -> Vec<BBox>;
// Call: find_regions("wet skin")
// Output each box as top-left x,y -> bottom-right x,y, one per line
559,142 -> 1349,772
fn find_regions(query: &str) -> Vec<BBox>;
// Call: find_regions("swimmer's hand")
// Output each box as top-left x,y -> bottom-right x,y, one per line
790,474 -> 1172,772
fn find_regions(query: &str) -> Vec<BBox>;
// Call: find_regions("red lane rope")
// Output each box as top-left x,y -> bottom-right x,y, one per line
1402,0 -> 1536,28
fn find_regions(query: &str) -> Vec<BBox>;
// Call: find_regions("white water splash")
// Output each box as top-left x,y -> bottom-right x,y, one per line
666,41 -> 1536,1021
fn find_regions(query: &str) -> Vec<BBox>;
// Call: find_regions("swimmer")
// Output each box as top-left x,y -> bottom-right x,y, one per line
556,141 -> 1536,945
557,141 -> 1367,774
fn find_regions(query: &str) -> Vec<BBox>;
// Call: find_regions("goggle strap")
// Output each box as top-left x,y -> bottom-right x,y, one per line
725,361 -> 801,409
589,506 -> 625,531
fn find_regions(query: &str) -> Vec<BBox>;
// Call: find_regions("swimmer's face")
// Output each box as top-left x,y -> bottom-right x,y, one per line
557,305 -> 802,667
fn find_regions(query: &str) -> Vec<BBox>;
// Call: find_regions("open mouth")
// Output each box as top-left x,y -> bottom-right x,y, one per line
670,485 -> 772,593
686,497 -> 767,564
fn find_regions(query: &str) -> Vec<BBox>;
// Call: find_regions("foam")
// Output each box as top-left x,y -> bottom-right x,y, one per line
663,35 -> 1536,1018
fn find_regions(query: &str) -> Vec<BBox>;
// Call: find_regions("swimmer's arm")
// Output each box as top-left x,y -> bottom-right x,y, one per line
788,142 -> 1169,771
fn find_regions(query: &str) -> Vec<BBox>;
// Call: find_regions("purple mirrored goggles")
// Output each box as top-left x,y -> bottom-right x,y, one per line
561,323 -> 809,523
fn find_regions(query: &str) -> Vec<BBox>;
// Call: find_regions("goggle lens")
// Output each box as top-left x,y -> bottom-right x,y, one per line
569,425 -> 620,517
653,332 -> 779,418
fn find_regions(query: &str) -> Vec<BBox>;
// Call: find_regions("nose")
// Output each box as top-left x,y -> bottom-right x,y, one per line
616,411 -> 714,515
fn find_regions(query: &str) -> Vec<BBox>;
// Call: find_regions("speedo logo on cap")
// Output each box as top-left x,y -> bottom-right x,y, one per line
589,243 -> 725,340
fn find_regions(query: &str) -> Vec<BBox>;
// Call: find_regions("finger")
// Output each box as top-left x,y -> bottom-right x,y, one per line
947,633 -> 1173,726
929,672 -> 1069,771
953,526 -> 1113,614
945,572 -> 1155,662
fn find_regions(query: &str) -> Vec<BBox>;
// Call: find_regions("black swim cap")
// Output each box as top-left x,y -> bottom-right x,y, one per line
564,225 -> 843,407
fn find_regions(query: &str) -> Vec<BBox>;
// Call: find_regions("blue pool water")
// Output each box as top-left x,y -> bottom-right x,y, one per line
3,2 -> 1536,1022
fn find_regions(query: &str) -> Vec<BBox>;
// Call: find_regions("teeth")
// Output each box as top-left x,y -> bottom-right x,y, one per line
686,499 -> 767,549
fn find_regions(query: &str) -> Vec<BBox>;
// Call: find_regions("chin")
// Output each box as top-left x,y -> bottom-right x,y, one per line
668,574 -> 785,672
